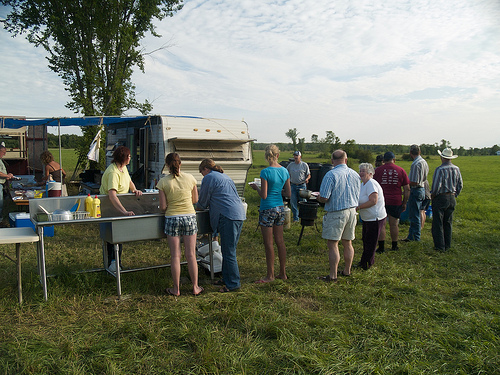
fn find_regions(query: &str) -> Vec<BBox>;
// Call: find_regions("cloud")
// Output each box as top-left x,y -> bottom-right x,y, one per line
1,0 -> 499,147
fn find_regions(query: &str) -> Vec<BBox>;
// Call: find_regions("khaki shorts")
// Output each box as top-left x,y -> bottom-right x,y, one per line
322,208 -> 357,241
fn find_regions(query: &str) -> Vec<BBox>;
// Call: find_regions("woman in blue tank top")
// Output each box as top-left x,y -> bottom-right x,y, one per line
250,144 -> 291,283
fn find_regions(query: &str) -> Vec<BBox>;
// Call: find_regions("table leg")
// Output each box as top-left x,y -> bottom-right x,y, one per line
16,243 -> 22,304
114,244 -> 122,297
37,227 -> 48,301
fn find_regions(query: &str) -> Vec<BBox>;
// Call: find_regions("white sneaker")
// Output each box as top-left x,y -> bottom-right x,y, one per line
108,260 -> 117,273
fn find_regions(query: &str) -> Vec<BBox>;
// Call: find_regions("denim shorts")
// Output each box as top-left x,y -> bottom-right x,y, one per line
164,215 -> 198,236
259,206 -> 285,227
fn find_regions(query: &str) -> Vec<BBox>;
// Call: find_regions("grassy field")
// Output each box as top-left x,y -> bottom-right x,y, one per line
0,152 -> 499,374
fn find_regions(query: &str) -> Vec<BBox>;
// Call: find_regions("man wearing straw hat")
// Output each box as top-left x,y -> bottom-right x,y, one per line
431,148 -> 463,252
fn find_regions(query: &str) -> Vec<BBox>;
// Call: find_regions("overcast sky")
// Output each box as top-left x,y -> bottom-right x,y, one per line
1,0 -> 499,148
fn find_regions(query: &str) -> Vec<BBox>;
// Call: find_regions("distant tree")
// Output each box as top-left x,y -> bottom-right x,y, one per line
285,128 -> 299,150
297,137 -> 305,154
490,144 -> 500,155
343,139 -> 358,158
439,139 -> 451,150
356,149 -> 373,164
457,146 -> 467,156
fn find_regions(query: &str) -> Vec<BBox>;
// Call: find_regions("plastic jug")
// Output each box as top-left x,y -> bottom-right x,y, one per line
92,195 -> 101,218
85,194 -> 94,216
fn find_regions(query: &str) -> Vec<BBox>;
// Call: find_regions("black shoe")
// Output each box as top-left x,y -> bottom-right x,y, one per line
376,247 -> 385,254
401,238 -> 411,242
391,246 -> 400,251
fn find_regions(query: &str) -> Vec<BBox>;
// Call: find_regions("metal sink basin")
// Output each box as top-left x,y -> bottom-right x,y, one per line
99,210 -> 212,244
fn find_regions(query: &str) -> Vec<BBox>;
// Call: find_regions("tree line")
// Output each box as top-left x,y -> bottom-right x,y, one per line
47,133 -> 82,149
252,128 -> 499,162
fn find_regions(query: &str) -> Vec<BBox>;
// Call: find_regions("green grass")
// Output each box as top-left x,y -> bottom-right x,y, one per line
0,154 -> 499,374
49,148 -> 81,180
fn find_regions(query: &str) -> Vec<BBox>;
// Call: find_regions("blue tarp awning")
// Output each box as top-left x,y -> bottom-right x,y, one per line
1,116 -> 150,129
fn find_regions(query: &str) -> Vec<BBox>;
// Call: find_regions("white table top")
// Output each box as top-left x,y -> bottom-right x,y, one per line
0,227 -> 40,244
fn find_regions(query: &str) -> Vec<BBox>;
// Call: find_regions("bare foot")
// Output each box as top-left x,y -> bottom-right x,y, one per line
277,273 -> 287,280
255,277 -> 274,284
193,286 -> 204,296
165,288 -> 180,296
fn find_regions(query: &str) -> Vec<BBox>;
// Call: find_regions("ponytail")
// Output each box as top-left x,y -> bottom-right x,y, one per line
165,153 -> 181,177
199,158 -> 224,174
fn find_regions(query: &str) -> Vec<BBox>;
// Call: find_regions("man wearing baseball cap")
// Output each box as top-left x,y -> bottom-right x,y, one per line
373,151 -> 410,251
430,148 -> 463,251
286,151 -> 311,222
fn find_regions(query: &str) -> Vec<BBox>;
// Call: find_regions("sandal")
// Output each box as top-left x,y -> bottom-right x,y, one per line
213,279 -> 225,286
219,286 -> 231,293
338,270 -> 351,277
318,275 -> 338,283
165,288 -> 180,296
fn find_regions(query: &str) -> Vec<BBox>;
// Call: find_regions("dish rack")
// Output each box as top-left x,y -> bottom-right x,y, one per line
73,211 -> 90,220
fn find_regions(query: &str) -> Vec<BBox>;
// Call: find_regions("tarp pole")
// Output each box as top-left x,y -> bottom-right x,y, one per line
58,119 -> 62,170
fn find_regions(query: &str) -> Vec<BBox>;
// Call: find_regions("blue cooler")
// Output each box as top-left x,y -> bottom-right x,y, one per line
9,212 -> 54,237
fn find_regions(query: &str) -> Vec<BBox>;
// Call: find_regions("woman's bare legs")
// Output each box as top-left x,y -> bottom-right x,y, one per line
167,236 -> 182,295
259,225 -> 275,282
273,225 -> 287,280
183,234 -> 203,295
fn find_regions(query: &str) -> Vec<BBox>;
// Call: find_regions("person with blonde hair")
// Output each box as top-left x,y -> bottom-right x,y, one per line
157,152 -> 203,296
198,158 -> 246,292
250,144 -> 291,283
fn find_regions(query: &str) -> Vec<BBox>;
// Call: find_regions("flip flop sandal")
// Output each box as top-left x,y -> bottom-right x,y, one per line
213,279 -> 225,286
165,288 -> 180,296
318,275 -> 338,283
219,286 -> 231,293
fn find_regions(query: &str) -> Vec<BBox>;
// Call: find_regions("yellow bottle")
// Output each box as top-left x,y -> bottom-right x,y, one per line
92,195 -> 101,218
85,194 -> 94,217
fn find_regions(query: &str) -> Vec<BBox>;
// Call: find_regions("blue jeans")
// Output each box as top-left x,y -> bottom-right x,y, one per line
407,187 -> 425,241
431,194 -> 456,250
290,183 -> 307,221
218,215 -> 243,290
0,184 -> 4,220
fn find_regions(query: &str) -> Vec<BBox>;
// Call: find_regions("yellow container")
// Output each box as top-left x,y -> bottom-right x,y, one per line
85,194 -> 94,217
92,196 -> 101,218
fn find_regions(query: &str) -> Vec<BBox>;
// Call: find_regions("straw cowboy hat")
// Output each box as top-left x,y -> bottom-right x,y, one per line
437,148 -> 458,159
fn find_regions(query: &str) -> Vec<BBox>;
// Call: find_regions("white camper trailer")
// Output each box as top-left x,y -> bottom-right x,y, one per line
105,115 -> 253,195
